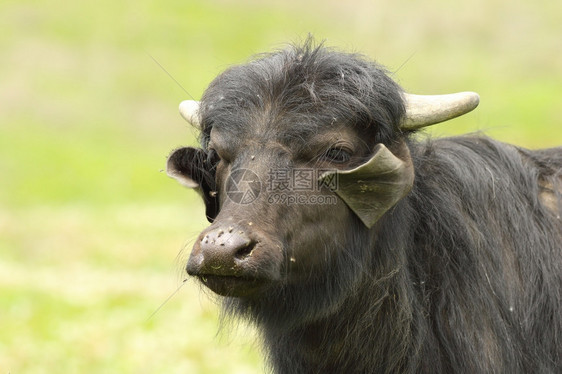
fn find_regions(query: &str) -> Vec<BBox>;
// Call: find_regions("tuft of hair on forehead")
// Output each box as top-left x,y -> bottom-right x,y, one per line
199,37 -> 406,148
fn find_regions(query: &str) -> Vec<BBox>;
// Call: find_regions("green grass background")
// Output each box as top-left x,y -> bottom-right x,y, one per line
0,0 -> 560,372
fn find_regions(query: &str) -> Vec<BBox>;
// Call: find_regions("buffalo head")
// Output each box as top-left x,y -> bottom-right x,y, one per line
166,43 -> 478,299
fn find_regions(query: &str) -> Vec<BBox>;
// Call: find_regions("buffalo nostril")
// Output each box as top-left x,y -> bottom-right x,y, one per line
235,241 -> 256,260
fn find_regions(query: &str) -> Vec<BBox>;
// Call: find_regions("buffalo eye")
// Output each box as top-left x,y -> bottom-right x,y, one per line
323,147 -> 352,164
208,147 -> 229,166
207,148 -> 221,164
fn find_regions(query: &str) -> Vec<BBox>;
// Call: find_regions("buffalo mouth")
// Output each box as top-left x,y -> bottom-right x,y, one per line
187,225 -> 283,297
197,274 -> 271,297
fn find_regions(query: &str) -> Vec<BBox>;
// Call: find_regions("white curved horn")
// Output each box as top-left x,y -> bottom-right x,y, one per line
401,92 -> 480,131
179,100 -> 201,128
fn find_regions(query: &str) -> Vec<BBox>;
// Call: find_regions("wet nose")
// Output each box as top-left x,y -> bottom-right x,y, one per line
187,225 -> 256,276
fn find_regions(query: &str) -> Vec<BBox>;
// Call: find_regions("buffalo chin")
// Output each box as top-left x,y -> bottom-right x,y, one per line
198,275 -> 271,297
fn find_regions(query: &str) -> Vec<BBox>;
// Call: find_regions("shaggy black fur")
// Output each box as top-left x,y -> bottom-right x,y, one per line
180,39 -> 562,373
199,39 -> 405,151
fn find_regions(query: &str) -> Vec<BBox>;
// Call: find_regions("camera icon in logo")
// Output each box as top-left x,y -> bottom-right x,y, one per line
226,168 -> 261,204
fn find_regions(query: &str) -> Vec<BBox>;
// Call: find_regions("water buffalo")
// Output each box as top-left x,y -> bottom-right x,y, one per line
166,40 -> 562,373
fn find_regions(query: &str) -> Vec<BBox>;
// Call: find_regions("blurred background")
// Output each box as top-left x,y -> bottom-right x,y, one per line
0,0 -> 560,372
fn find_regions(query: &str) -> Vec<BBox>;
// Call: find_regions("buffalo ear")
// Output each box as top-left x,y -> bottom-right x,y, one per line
320,143 -> 414,228
166,147 -> 220,222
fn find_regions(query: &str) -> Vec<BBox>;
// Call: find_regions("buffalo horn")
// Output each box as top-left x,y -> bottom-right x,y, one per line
179,92 -> 480,131
179,100 -> 201,128
401,92 -> 480,130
